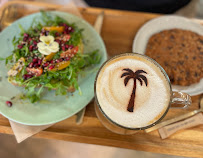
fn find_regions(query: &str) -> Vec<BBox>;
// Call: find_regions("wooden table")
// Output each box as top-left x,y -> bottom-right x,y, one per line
0,2 -> 203,158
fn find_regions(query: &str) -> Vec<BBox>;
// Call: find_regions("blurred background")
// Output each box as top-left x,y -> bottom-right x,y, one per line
0,0 -> 202,158
1,0 -> 203,18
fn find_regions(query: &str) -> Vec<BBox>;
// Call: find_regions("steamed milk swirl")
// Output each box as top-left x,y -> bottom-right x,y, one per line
96,54 -> 171,128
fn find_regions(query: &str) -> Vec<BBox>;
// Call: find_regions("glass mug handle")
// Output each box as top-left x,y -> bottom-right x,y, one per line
171,91 -> 192,109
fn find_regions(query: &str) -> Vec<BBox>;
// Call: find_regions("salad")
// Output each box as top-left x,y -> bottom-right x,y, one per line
3,12 -> 101,103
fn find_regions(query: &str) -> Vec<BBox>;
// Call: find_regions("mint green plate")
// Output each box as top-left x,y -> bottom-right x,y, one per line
0,11 -> 107,125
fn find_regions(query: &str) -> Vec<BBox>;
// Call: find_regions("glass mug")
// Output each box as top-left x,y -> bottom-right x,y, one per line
94,53 -> 191,135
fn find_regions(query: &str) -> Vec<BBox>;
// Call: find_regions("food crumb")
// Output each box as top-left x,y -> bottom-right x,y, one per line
6,101 -> 12,107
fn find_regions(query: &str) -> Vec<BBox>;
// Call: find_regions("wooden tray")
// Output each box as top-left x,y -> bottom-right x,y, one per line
0,1 -> 203,157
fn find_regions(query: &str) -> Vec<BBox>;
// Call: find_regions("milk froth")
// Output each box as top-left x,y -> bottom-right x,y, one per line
96,53 -> 171,128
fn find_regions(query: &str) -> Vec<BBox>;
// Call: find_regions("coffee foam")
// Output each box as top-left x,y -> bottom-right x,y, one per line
96,54 -> 171,128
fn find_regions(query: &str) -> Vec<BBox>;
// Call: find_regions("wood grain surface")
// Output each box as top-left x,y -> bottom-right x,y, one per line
0,2 -> 203,158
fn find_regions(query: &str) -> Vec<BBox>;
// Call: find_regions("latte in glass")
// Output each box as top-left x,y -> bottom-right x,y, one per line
95,53 -> 171,129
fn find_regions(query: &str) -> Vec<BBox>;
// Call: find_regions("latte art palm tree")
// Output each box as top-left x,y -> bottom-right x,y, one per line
121,69 -> 148,112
